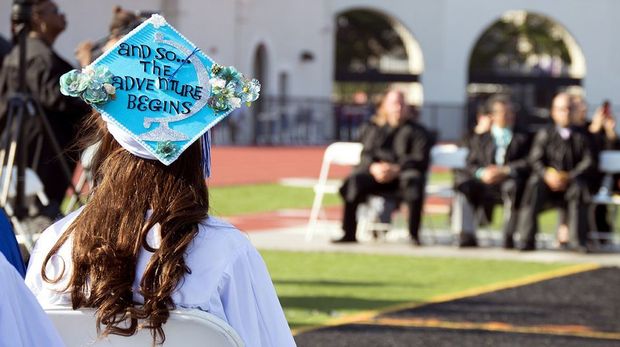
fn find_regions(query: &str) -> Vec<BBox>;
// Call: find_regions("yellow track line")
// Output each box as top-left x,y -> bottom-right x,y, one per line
293,263 -> 600,335
359,317 -> 620,341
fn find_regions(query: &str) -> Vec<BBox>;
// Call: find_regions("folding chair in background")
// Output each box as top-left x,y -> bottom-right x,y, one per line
306,142 -> 363,241
591,149 -> 620,247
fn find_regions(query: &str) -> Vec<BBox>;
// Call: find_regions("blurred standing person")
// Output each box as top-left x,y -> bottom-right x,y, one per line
0,0 -> 91,216
453,96 -> 532,248
74,6 -> 142,67
336,89 -> 432,245
516,93 -> 596,252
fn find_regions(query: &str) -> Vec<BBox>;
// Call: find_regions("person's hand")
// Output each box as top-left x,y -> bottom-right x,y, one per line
474,115 -> 492,134
369,162 -> 387,182
383,163 -> 401,182
544,168 -> 569,192
370,162 -> 398,183
603,117 -> 617,140
589,107 -> 606,134
480,165 -> 507,184
75,40 -> 93,67
102,37 -> 121,54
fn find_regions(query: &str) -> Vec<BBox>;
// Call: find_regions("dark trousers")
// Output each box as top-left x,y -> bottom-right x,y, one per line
456,177 -> 525,245
339,170 -> 425,241
517,176 -> 590,248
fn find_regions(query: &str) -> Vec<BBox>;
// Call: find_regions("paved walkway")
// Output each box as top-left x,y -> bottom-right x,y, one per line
216,208 -> 620,267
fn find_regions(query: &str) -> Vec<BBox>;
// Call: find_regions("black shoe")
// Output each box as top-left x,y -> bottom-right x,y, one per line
503,238 -> 515,250
518,245 -> 536,252
411,237 -> 422,246
574,245 -> 591,254
331,236 -> 357,244
458,233 -> 478,248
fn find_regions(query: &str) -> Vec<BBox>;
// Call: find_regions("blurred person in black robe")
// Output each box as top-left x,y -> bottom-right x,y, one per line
0,0 -> 90,216
73,6 -> 142,67
453,96 -> 532,248
571,96 -> 619,243
516,93 -> 596,252
451,103 -> 493,242
335,89 -> 432,245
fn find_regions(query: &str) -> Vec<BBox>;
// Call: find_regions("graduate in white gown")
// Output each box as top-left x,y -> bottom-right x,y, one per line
25,14 -> 295,347
0,253 -> 65,347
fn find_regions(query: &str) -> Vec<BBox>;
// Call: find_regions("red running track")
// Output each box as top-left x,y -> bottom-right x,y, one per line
207,146 -> 352,187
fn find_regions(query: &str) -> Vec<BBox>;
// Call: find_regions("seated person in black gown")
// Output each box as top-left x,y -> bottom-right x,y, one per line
454,95 -> 532,248
335,89 -> 432,245
571,95 -> 619,243
516,93 -> 597,252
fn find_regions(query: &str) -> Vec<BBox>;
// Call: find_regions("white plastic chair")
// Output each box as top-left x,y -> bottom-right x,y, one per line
46,307 -> 244,347
424,145 -> 468,243
591,150 -> 620,245
425,144 -> 468,199
306,142 -> 363,240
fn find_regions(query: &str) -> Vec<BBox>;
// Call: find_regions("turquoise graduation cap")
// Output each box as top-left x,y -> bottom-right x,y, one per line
60,14 -> 260,170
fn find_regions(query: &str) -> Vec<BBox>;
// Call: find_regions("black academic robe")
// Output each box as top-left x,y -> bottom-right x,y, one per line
465,129 -> 532,179
516,125 -> 596,249
338,119 -> 432,241
528,125 -> 596,181
456,128 -> 532,241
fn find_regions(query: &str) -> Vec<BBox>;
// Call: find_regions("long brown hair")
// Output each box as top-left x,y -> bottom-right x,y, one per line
41,113 -> 209,344
371,88 -> 406,126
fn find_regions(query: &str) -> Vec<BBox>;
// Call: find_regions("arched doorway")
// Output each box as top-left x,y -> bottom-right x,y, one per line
467,10 -> 586,132
334,8 -> 423,140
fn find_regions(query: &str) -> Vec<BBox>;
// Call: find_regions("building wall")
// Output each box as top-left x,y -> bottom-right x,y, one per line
2,0 -> 619,140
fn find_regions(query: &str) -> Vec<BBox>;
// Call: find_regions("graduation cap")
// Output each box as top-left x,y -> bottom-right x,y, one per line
60,14 -> 260,176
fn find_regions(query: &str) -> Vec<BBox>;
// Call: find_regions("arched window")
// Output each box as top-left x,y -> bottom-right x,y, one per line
467,10 -> 586,130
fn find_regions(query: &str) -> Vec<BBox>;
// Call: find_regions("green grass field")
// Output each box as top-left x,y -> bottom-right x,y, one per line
209,176 -> 605,331
261,250 -> 571,329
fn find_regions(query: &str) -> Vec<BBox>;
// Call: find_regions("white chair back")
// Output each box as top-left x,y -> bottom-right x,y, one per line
323,142 -> 364,166
599,150 -> 620,173
46,308 -> 244,347
430,144 -> 468,169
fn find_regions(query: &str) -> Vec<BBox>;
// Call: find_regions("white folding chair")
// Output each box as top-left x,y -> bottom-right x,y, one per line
46,307 -> 244,347
425,144 -> 468,199
306,142 -> 363,240
424,144 -> 468,236
591,150 -> 620,245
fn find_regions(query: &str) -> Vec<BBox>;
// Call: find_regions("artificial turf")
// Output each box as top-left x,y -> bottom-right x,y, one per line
260,250 -> 572,329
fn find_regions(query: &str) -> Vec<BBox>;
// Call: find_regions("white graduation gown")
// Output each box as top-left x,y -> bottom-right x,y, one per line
0,253 -> 65,347
25,209 -> 296,347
